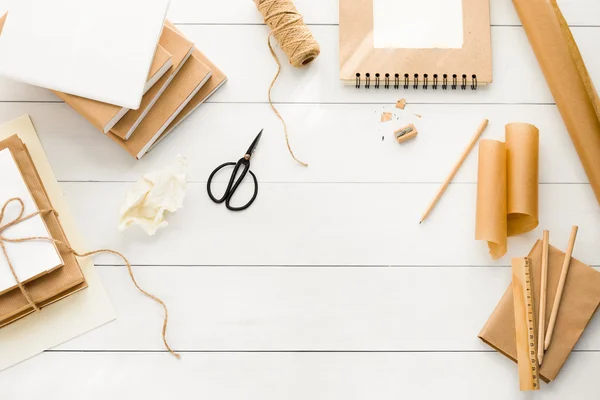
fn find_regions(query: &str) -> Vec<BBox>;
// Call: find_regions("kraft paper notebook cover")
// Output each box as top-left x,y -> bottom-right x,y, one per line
0,135 -> 86,327
111,24 -> 195,140
0,115 -> 115,372
109,54 -> 212,159
0,0 -> 170,109
0,148 -> 63,295
339,0 -> 492,90
479,240 -> 600,382
51,45 -> 173,134
152,49 -> 228,151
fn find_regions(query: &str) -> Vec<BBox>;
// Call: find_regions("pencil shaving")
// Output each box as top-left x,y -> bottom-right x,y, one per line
381,112 -> 392,122
396,99 -> 407,110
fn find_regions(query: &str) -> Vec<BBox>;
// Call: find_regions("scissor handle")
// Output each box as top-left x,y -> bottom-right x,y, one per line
207,159 -> 259,211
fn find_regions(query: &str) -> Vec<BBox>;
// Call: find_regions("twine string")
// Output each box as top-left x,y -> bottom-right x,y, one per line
0,197 -> 180,359
256,0 -> 320,167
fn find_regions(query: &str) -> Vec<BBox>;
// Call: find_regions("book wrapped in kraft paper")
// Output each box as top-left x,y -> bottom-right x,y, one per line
0,116 -> 114,371
111,24 -> 195,140
479,240 -> 600,382
52,44 -> 172,133
108,52 -> 212,159
513,0 -> 600,206
153,52 -> 228,150
0,135 -> 86,327
475,123 -> 539,259
147,26 -> 228,152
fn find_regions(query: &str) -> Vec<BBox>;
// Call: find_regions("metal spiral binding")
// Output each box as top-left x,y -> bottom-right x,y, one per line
354,73 -> 478,90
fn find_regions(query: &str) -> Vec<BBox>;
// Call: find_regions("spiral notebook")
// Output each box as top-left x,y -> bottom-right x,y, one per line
340,0 -> 492,90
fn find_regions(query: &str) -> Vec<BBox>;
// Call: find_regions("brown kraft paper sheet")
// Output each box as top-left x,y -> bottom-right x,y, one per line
0,135 -> 86,327
513,0 -> 600,205
479,240 -> 600,382
476,124 -> 539,259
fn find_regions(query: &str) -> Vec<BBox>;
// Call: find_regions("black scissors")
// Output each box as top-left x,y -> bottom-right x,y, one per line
207,130 -> 262,211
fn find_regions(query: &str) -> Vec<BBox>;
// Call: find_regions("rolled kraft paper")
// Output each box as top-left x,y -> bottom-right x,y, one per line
506,123 -> 539,236
476,139 -> 507,260
513,0 -> 600,205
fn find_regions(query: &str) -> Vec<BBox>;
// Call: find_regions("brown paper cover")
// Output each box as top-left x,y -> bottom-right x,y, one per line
479,240 -> 600,382
51,45 -> 172,133
108,53 -> 212,159
145,26 -> 228,153
506,123 -> 539,236
513,0 -> 600,205
475,139 -> 507,259
0,135 -> 86,327
339,0 -> 492,84
110,24 -> 195,140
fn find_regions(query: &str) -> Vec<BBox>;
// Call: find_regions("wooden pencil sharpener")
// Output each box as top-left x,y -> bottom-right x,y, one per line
394,123 -> 418,144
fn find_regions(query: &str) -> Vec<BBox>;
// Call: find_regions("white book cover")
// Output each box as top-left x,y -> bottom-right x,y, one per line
0,0 -> 170,109
0,148 -> 63,294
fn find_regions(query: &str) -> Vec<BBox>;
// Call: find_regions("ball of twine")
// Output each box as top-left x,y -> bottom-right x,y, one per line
255,0 -> 320,166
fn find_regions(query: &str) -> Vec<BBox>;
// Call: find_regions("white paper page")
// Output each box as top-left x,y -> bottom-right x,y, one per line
0,0 -> 170,109
0,148 -> 63,293
0,116 -> 115,372
373,0 -> 464,49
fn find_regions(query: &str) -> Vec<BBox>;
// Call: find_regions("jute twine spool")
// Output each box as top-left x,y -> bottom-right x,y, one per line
254,0 -> 320,167
0,198 -> 179,359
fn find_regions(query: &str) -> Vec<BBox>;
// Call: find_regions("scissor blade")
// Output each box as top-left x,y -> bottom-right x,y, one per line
246,129 -> 263,158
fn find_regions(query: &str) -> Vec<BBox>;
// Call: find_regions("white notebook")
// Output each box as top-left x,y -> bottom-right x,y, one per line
0,0 -> 170,109
0,148 -> 63,294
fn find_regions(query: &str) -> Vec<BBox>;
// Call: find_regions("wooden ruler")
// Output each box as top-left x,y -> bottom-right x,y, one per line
511,257 -> 540,391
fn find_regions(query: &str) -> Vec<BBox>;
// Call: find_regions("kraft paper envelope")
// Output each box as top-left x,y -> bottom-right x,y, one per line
476,123 -> 539,259
513,0 -> 600,206
479,240 -> 600,382
0,116 -> 115,372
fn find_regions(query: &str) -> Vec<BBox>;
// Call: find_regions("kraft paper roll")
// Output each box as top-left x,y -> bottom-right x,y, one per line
507,123 -> 539,236
476,124 -> 539,259
476,140 -> 507,259
513,0 -> 600,205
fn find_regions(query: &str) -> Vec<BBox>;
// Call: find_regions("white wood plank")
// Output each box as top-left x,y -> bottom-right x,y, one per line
3,352 -> 600,399
167,0 -> 600,27
0,103 -> 588,184
54,266 -> 600,351
0,26 -> 598,104
60,182 -> 600,266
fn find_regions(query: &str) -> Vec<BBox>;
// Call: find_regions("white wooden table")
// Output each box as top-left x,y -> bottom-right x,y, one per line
1,0 -> 600,398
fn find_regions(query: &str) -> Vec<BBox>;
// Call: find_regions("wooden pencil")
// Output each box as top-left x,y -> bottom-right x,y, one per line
544,225 -> 578,351
419,119 -> 489,224
538,230 -> 549,366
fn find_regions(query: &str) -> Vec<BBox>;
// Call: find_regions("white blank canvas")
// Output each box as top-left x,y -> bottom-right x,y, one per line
0,148 -> 63,294
0,0 -> 170,109
373,0 -> 464,49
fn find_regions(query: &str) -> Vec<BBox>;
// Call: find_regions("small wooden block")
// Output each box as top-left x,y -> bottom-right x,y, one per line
394,124 -> 418,144
396,99 -> 407,110
381,112 -> 392,122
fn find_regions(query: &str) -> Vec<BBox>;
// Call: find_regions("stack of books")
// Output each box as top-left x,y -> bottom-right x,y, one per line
54,21 -> 226,160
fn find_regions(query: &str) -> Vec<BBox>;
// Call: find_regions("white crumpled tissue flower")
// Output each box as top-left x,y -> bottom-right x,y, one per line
119,156 -> 187,235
